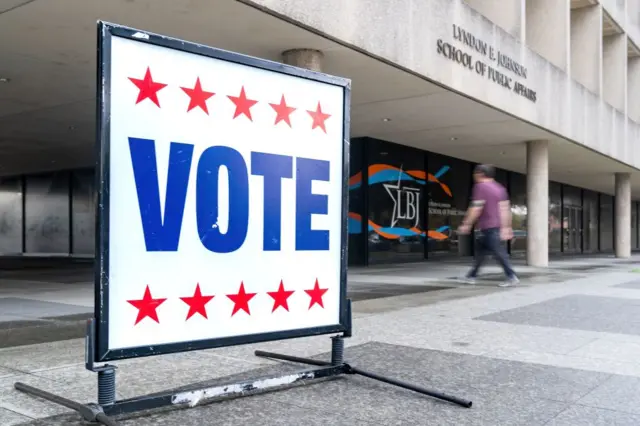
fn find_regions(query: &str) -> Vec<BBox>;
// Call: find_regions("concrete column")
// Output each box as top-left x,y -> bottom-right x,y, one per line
282,49 -> 324,72
615,172 -> 631,258
526,140 -> 549,267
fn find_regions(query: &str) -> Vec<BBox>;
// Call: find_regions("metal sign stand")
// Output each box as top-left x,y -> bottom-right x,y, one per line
15,300 -> 471,425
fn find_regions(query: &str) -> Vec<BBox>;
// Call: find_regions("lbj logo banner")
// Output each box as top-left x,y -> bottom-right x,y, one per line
383,168 -> 421,228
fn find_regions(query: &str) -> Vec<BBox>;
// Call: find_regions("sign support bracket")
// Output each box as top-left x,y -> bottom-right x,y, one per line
13,301 -> 471,424
254,300 -> 472,409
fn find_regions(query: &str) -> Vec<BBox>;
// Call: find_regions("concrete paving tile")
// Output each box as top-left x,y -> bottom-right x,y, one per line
457,358 -> 609,403
0,366 -> 18,379
33,351 -> 263,401
568,339 -> 640,363
335,342 -> 608,404
19,392 -> 377,426
205,333 -> 370,365
487,348 -> 640,378
0,314 -> 34,323
265,374 -> 567,426
120,392 -> 377,426
0,374 -> 74,418
0,407 -> 32,426
117,354 -> 263,399
0,339 -> 85,372
546,405 -> 640,426
363,333 -> 492,356
457,329 -> 596,355
0,298 -> 90,319
475,295 -> 640,336
345,341 -> 469,375
613,280 -> 640,290
578,375 -> 640,415
359,322 -> 476,349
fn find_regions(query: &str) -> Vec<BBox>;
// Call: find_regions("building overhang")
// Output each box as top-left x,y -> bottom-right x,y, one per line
0,0 -> 637,197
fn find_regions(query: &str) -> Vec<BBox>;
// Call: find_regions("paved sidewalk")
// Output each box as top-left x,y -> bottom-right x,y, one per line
2,256 -> 640,424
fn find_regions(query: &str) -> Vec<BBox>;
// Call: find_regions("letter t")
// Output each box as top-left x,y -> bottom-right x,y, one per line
251,152 -> 293,251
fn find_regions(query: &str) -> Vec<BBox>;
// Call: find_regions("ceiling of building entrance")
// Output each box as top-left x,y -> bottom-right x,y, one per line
0,0 -> 637,196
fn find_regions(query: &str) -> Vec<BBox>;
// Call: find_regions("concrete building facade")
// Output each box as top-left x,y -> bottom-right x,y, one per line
0,0 -> 639,266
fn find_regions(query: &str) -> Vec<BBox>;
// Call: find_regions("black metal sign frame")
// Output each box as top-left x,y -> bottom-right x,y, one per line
94,21 -> 351,362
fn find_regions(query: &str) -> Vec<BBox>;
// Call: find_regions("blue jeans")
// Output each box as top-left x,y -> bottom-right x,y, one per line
467,228 -> 516,279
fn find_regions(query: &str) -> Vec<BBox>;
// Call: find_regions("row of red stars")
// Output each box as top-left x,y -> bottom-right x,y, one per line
128,67 -> 333,133
126,279 -> 329,325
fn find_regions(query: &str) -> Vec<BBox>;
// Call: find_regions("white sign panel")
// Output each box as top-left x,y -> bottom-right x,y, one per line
95,23 -> 350,361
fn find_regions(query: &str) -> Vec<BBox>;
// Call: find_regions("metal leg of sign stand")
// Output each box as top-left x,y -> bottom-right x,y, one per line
16,303 -> 470,424
17,319 -> 351,422
255,301 -> 473,408
14,320 -> 120,425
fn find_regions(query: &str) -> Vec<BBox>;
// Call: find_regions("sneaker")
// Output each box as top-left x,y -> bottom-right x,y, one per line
499,276 -> 519,287
458,276 -> 476,285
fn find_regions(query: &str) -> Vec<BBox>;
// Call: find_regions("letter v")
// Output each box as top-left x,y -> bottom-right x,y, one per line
128,137 -> 193,251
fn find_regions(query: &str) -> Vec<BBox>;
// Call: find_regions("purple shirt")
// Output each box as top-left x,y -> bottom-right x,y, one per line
471,180 -> 508,230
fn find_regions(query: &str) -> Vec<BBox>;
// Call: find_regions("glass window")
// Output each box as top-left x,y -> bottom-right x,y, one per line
600,194 -> 613,252
494,168 -> 508,188
509,173 -> 527,253
348,138 -> 365,265
25,172 -> 70,254
563,185 -> 582,207
549,182 -> 562,253
427,154 -> 471,256
0,177 -> 23,253
583,190 -> 599,252
71,170 -> 96,255
367,139 -> 425,264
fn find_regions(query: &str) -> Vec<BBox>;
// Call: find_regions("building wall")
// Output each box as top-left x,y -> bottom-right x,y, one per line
243,0 -> 640,168
348,137 -> 619,265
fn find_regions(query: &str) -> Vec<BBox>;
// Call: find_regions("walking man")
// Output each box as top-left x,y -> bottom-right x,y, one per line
457,164 -> 519,287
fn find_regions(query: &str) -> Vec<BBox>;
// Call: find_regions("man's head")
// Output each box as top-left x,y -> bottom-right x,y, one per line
473,164 -> 495,183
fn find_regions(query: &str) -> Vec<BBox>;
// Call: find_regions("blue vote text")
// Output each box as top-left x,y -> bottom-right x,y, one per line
127,137 -> 331,253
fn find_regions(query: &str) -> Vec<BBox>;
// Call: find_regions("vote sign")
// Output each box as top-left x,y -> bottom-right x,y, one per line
94,23 -> 350,362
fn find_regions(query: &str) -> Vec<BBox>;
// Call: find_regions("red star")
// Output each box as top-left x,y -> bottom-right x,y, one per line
180,283 -> 215,320
269,95 -> 296,127
228,86 -> 258,121
304,279 -> 329,309
181,77 -> 215,114
267,280 -> 295,312
128,67 -> 167,107
307,102 -> 331,133
226,282 -> 257,316
126,285 -> 167,325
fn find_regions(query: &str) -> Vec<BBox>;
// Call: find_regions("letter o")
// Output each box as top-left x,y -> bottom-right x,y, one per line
196,146 -> 249,253
455,49 -> 463,63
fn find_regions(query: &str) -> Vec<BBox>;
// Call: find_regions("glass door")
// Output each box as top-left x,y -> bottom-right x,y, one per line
564,205 -> 582,253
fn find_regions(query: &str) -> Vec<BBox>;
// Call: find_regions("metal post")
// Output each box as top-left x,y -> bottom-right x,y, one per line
98,368 -> 117,406
331,336 -> 344,366
85,319 -> 118,406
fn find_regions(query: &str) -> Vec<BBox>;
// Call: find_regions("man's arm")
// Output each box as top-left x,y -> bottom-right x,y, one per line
461,200 -> 484,228
498,188 -> 513,241
459,185 -> 484,233
499,200 -> 512,228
